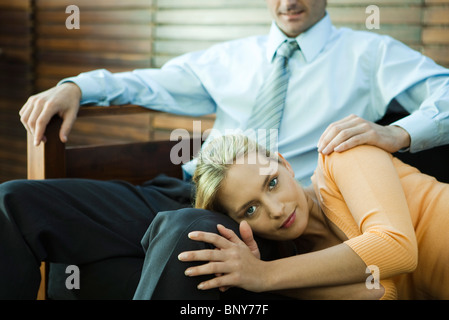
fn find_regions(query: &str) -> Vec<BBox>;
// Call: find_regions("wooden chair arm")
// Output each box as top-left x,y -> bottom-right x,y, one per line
27,104 -> 178,182
77,104 -> 158,117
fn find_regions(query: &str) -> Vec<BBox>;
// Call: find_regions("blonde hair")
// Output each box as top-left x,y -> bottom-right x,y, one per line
193,134 -> 278,213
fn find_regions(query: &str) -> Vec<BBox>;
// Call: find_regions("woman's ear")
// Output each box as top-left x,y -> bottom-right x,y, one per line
277,152 -> 295,177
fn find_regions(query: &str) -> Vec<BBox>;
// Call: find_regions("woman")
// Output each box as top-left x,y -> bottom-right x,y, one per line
178,134 -> 449,299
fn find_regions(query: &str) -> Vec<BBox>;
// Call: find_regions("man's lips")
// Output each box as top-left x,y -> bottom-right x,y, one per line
281,210 -> 296,229
280,9 -> 305,17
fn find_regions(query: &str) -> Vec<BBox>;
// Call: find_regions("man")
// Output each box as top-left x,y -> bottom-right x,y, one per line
3,0 -> 449,299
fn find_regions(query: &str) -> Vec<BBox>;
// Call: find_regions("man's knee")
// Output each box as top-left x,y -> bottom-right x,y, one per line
141,208 -> 238,254
1,179 -> 27,195
137,208 -> 239,299
154,208 -> 238,235
143,207 -> 282,262
0,180 -> 33,209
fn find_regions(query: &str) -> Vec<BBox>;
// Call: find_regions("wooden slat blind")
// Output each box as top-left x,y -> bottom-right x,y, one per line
422,0 -> 449,67
34,0 -> 155,146
152,0 -> 269,67
0,0 -> 33,182
34,0 -> 154,91
153,0 -> 427,68
328,0 -> 423,48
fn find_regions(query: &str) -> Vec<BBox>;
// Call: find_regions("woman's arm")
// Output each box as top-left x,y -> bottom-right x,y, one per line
181,146 -> 416,295
265,146 -> 418,289
180,225 -> 396,299
279,282 -> 385,300
316,145 -> 418,279
180,224 -> 371,294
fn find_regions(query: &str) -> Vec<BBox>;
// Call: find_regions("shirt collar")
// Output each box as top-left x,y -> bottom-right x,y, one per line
266,12 -> 333,63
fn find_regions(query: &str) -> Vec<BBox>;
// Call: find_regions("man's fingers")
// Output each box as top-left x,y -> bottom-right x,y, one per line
19,101 -> 33,135
33,104 -> 55,147
25,99 -> 45,137
19,83 -> 82,146
318,115 -> 378,155
332,132 -> 371,152
321,126 -> 367,154
318,115 -> 357,152
59,109 -> 78,143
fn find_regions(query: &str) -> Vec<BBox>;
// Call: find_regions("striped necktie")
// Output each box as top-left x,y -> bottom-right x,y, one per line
246,40 -> 299,133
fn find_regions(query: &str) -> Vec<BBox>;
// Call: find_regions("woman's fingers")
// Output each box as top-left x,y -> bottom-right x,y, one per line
239,221 -> 260,259
183,261 -> 230,278
197,274 -> 235,291
178,224 -> 265,292
188,230 -> 234,249
178,229 -> 233,264
217,224 -> 245,245
178,248 -> 225,263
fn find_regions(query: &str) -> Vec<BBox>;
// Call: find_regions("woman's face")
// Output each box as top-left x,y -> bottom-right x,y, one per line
217,153 -> 310,241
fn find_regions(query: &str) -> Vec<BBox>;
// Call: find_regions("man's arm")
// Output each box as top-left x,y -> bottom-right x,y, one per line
20,52 -> 217,146
318,35 -> 449,155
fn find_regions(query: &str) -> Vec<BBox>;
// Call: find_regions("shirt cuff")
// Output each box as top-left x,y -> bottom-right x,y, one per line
58,74 -> 107,106
390,111 -> 440,153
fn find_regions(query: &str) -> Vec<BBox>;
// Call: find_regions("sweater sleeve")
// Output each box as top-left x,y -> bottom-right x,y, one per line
380,279 -> 397,300
314,145 -> 418,280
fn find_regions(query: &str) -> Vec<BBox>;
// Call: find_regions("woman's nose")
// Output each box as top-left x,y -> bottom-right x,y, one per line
267,199 -> 285,218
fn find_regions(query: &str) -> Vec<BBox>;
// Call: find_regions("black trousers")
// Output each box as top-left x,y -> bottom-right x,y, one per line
0,175 -> 282,299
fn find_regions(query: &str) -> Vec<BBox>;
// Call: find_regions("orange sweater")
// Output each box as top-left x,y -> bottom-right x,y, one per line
311,145 -> 449,299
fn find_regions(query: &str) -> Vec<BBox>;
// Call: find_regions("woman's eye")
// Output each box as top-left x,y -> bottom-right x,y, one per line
246,206 -> 257,217
269,177 -> 278,190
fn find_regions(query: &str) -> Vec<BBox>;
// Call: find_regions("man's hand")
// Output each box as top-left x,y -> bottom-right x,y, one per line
317,114 -> 411,155
19,82 -> 82,146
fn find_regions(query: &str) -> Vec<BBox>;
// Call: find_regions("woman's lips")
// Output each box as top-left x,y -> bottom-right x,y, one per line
281,210 -> 296,229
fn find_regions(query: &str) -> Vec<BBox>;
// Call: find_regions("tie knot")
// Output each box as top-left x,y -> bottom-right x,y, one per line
276,40 -> 299,59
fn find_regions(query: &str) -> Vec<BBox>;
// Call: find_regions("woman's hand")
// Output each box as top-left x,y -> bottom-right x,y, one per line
178,221 -> 267,292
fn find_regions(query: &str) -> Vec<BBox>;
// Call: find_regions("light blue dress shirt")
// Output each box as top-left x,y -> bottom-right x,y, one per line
62,14 -> 449,185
